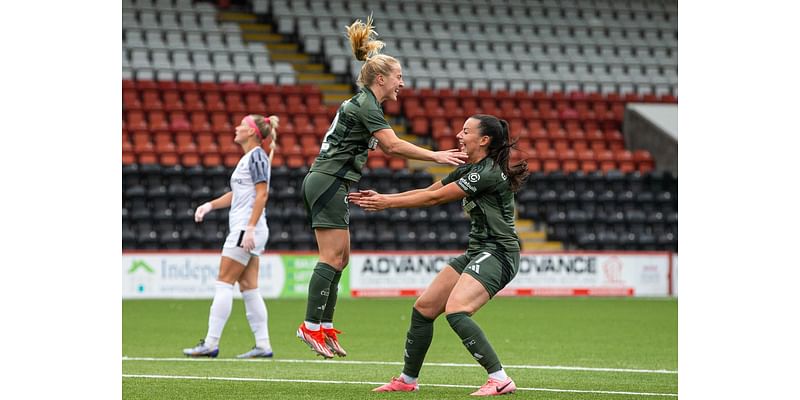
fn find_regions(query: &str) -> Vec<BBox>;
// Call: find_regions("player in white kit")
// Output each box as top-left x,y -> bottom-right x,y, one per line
183,114 -> 279,358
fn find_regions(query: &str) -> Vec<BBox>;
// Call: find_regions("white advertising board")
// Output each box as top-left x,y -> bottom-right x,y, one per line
122,252 -> 675,299
122,253 -> 285,299
348,252 -> 673,297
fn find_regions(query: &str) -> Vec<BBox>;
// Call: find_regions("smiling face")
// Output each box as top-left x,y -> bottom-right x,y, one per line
456,117 -> 489,161
377,64 -> 404,103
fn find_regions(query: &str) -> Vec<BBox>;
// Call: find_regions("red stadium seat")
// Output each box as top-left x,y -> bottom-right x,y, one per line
596,150 -> 616,173
126,111 -> 148,130
181,152 -> 200,167
615,150 -> 635,173
525,158 -> 542,172
141,90 -> 163,111
270,153 -> 285,167
183,91 -> 205,111
224,154 -> 241,168
367,155 -> 387,169
388,157 -> 406,171
245,92 -> 266,111
203,153 -> 222,167
437,136 -> 456,150
163,91 -> 184,111
604,129 -> 625,150
411,117 -> 429,136
211,112 -> 232,134
572,139 -> 588,153
138,151 -> 158,165
159,152 -> 179,166
190,112 -> 211,133
203,92 -> 225,112
122,151 -> 136,165
633,149 -> 655,172
123,90 -> 142,111
286,154 -> 305,168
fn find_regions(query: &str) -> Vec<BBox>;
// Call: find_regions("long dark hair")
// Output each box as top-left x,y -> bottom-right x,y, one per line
472,114 -> 528,192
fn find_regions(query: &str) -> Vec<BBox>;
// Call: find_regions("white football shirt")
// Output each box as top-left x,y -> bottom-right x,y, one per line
228,147 -> 270,232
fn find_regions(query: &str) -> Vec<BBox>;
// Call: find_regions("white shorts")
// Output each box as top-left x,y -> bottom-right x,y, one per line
221,228 -> 269,266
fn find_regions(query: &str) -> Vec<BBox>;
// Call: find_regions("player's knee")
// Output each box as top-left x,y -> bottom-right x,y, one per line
444,298 -> 476,316
413,299 -> 443,319
238,278 -> 256,291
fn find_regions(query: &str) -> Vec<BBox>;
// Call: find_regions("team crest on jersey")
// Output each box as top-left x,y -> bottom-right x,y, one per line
467,172 -> 480,183
501,172 -> 507,180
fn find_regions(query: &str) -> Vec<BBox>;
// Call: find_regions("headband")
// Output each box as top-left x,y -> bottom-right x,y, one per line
244,116 -> 264,140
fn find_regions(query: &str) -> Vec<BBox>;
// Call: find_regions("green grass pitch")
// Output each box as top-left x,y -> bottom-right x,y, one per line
123,297 -> 677,399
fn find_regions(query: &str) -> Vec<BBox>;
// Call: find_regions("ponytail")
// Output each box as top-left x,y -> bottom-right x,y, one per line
345,15 -> 400,88
251,114 -> 279,162
472,114 -> 529,192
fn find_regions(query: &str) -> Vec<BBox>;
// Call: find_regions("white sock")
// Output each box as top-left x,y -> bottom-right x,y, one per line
304,321 -> 321,331
321,322 -> 334,329
204,281 -> 234,347
400,373 -> 417,384
242,288 -> 271,350
489,369 -> 508,381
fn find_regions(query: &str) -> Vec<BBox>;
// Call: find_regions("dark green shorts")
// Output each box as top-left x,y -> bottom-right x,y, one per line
302,171 -> 352,229
449,250 -> 520,298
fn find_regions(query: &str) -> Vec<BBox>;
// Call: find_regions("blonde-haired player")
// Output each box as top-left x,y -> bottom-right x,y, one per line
296,16 -> 468,358
183,114 -> 279,358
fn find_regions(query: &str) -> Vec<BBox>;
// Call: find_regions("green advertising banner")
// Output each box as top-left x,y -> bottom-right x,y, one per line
279,255 -> 350,298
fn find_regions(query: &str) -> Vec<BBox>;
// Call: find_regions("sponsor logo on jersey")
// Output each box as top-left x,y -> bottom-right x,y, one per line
463,200 -> 476,213
458,178 -> 477,192
467,172 -> 481,182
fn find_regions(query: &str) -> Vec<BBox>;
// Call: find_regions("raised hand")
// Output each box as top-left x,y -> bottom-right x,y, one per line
432,149 -> 468,166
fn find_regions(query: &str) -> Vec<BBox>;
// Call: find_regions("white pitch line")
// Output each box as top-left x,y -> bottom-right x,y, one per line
122,356 -> 677,374
122,374 -> 677,397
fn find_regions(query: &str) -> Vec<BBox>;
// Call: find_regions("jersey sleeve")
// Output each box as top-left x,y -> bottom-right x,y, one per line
441,164 -> 472,186
453,164 -> 502,197
359,105 -> 392,134
248,148 -> 271,184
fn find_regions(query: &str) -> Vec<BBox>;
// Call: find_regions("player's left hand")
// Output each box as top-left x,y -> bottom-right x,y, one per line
242,226 -> 256,252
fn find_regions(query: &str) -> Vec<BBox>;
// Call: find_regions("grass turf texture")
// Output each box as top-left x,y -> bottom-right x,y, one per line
123,297 -> 677,399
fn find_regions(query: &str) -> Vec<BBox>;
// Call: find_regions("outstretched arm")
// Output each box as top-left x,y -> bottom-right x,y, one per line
373,128 -> 467,166
349,181 -> 465,210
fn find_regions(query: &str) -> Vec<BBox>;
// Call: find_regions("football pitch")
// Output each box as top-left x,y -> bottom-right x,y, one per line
123,297 -> 677,399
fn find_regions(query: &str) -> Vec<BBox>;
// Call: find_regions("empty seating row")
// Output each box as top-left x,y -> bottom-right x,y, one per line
123,28 -> 257,53
272,0 -> 676,35
123,87 -> 326,115
266,0 -> 678,93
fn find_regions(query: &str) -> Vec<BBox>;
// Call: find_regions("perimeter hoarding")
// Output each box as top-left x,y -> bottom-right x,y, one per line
122,253 -> 348,299
348,252 -> 673,297
122,252 -> 673,299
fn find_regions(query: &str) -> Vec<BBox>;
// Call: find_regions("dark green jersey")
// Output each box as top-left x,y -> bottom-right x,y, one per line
309,88 -> 392,182
442,156 -> 521,253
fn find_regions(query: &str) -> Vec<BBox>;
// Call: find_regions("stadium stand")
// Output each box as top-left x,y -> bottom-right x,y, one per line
122,0 -> 678,253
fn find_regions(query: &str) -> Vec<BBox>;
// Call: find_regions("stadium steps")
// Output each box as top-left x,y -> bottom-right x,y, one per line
239,9 -> 354,106
226,10 -> 346,103
517,218 -> 562,251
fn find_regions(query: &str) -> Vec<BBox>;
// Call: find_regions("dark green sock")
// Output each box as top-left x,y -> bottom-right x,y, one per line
321,271 -> 342,323
401,308 -> 435,378
304,263 -> 337,323
446,312 -> 503,373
